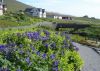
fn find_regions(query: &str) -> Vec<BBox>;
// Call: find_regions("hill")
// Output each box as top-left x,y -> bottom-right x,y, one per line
4,0 -> 32,12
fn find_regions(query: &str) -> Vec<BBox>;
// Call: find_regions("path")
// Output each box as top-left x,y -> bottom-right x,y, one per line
75,43 -> 100,71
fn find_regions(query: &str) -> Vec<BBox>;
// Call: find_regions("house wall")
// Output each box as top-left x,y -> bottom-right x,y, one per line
54,16 -> 58,19
58,16 -> 62,19
42,11 -> 46,18
38,11 -> 42,18
0,4 -> 3,15
25,8 -> 46,18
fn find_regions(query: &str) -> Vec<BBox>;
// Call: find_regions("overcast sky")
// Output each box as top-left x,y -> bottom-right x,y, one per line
18,0 -> 100,18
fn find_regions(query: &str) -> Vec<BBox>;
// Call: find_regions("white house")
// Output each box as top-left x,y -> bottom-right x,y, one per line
47,13 -> 72,20
25,8 -> 46,18
0,0 -> 7,16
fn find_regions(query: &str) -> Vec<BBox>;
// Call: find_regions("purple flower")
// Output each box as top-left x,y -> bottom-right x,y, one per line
16,69 -> 22,71
0,45 -> 6,52
19,44 -> 23,48
8,43 -> 16,47
19,50 -> 24,54
0,68 -> 10,71
43,30 -> 50,36
32,32 -> 40,40
0,45 -> 6,49
50,54 -> 55,59
71,42 -> 77,47
36,51 -> 40,56
42,53 -> 47,59
27,32 -> 40,40
44,44 -> 48,48
25,57 -> 30,64
52,67 -> 58,71
53,61 -> 59,66
63,40 -> 68,45
32,47 -> 35,51
41,37 -> 49,41
75,47 -> 79,51
65,35 -> 70,40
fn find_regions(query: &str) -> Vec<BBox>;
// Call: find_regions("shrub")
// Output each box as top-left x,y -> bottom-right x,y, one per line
0,30 -> 83,71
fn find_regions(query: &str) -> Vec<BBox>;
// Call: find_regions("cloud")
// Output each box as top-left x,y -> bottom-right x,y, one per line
41,0 -> 62,4
83,0 -> 100,4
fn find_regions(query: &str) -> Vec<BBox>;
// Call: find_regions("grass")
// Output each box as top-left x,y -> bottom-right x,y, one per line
73,17 -> 100,24
4,0 -> 32,12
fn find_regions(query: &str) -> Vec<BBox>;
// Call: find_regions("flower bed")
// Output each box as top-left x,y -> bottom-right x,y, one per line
0,29 -> 83,71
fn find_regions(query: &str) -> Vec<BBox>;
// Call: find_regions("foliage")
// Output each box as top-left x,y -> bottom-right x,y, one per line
0,29 -> 83,71
71,35 -> 85,43
0,12 -> 44,28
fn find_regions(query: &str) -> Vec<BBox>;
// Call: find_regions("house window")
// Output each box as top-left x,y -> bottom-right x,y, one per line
38,9 -> 40,12
42,9 -> 45,13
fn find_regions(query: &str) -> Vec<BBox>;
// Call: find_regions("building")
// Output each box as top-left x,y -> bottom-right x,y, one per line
25,7 -> 46,18
46,12 -> 72,20
0,0 -> 7,16
62,16 -> 72,20
46,14 -> 62,19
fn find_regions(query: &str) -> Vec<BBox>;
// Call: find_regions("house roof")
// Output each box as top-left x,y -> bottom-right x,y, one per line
25,7 -> 45,12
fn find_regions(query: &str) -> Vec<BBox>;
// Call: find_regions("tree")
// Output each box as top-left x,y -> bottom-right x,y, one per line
83,15 -> 88,18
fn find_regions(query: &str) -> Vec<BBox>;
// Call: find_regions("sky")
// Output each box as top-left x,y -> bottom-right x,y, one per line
18,0 -> 100,18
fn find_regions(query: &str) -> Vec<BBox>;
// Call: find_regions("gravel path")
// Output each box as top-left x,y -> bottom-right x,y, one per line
75,43 -> 100,71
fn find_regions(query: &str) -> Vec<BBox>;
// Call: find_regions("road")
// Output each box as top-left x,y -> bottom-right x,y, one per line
75,43 -> 100,71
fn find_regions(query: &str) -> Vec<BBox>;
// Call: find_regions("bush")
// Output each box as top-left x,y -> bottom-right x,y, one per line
0,30 -> 83,71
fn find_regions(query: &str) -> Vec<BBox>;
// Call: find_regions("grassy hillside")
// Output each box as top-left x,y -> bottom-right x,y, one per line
4,0 -> 32,12
73,17 -> 100,25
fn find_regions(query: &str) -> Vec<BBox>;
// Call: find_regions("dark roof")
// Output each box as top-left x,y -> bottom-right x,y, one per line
25,7 -> 36,11
25,7 -> 45,12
